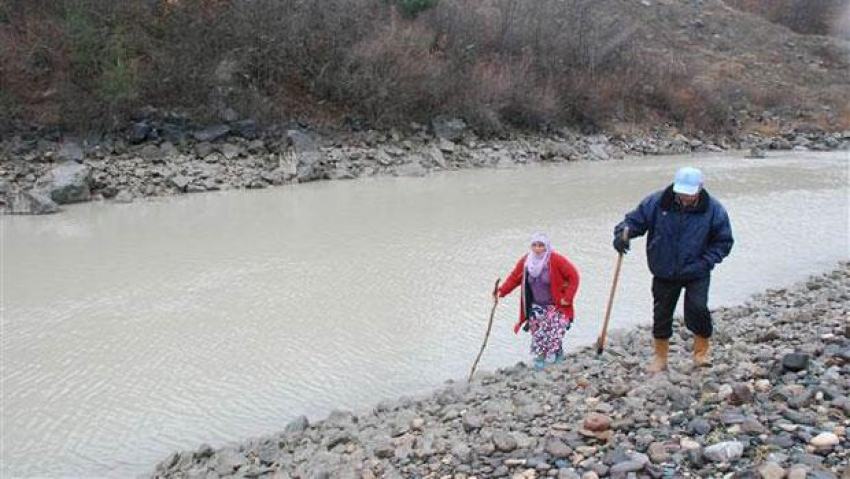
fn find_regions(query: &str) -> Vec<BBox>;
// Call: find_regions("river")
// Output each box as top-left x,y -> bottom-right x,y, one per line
1,151 -> 848,478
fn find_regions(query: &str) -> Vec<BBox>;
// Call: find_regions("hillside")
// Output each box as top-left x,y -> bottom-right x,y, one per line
1,0 -> 848,136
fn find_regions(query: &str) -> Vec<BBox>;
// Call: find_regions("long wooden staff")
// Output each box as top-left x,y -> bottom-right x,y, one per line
468,278 -> 501,382
596,227 -> 629,355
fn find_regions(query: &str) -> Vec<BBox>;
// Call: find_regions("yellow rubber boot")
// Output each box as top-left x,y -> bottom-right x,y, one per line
694,335 -> 711,367
647,339 -> 669,373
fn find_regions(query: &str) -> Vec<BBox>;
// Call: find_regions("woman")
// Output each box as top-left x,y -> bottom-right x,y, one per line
495,233 -> 580,371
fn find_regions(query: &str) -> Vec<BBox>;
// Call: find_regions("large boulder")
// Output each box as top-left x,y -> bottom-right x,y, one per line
34,163 -> 92,204
57,141 -> 84,163
159,122 -> 189,144
232,119 -> 259,139
4,190 -> 59,215
588,143 -> 611,161
543,140 -> 576,161
431,116 -> 467,141
128,122 -> 152,144
193,125 -> 231,143
286,129 -> 323,181
393,157 -> 427,177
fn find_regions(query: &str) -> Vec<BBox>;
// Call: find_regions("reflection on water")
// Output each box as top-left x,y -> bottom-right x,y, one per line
2,151 -> 848,477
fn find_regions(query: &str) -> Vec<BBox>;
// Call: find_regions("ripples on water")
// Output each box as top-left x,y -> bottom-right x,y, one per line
1,151 -> 848,477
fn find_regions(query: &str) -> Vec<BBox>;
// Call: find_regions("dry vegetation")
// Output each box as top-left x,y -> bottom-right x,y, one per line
0,0 -> 848,135
724,0 -> 850,37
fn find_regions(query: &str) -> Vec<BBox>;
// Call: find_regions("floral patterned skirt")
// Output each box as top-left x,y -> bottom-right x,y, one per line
528,304 -> 572,360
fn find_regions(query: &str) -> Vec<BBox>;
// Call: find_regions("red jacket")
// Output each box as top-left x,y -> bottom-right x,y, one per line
498,252 -> 580,334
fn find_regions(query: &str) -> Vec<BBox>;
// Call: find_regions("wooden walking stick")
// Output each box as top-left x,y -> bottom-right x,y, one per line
596,227 -> 629,355
468,278 -> 501,382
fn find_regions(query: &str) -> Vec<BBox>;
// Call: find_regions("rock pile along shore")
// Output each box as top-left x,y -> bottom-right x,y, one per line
2,119 -> 848,215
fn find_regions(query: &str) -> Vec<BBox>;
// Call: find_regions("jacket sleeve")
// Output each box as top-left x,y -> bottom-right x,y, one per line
557,256 -> 580,303
498,257 -> 525,297
702,202 -> 734,269
614,193 -> 657,240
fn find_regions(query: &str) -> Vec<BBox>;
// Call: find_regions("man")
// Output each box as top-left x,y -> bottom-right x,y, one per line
613,167 -> 734,372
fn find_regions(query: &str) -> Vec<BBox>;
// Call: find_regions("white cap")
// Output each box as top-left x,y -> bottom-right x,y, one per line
673,167 -> 703,195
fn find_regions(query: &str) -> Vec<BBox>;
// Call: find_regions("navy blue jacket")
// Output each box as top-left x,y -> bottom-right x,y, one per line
614,185 -> 734,281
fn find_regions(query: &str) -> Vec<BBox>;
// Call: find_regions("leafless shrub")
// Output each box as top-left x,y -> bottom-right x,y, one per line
1,0 -> 842,133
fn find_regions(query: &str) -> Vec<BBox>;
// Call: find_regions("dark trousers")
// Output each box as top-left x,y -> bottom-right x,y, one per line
652,276 -> 712,339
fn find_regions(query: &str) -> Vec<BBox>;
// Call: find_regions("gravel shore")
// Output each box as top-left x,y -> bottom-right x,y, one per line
151,264 -> 849,479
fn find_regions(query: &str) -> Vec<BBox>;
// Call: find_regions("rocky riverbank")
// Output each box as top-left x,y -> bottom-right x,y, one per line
2,118 -> 849,215
151,264 -> 850,479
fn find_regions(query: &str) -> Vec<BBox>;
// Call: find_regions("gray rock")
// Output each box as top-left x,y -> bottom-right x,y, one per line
195,142 -> 214,158
450,443 -> 472,462
160,125 -> 188,144
328,167 -> 356,180
393,161 -> 427,177
214,449 -> 245,475
704,441 -> 744,463
195,443 -> 214,458
807,472 -> 837,479
757,461 -> 786,479
34,163 -> 91,204
792,452 -> 824,467
258,443 -> 278,465
286,129 -> 323,181
492,431 -> 518,452
686,447 -> 704,468
462,414 -> 483,432
438,139 -> 456,153
769,434 -> 796,448
558,469 -> 581,479
588,144 -> 610,161
782,353 -> 809,372
781,408 -> 816,425
688,417 -> 711,435
114,190 -> 134,203
129,122 -> 152,144
4,190 -> 59,215
219,143 -> 242,160
160,142 -> 179,157
609,460 -> 645,474
427,145 -> 447,168
741,418 -> 766,435
233,119 -> 259,139
545,438 -> 572,459
787,465 -> 808,479
57,141 -> 84,162
246,140 -> 266,154
140,144 -> 163,160
748,147 -> 767,158
431,117 -> 466,141
373,443 -> 395,459
721,412 -> 746,425
603,448 -> 631,466
729,383 -> 754,405
647,442 -> 669,463
285,415 -> 309,434
193,125 -> 231,143
260,169 -> 285,185
170,175 -> 191,192
543,140 -> 575,161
